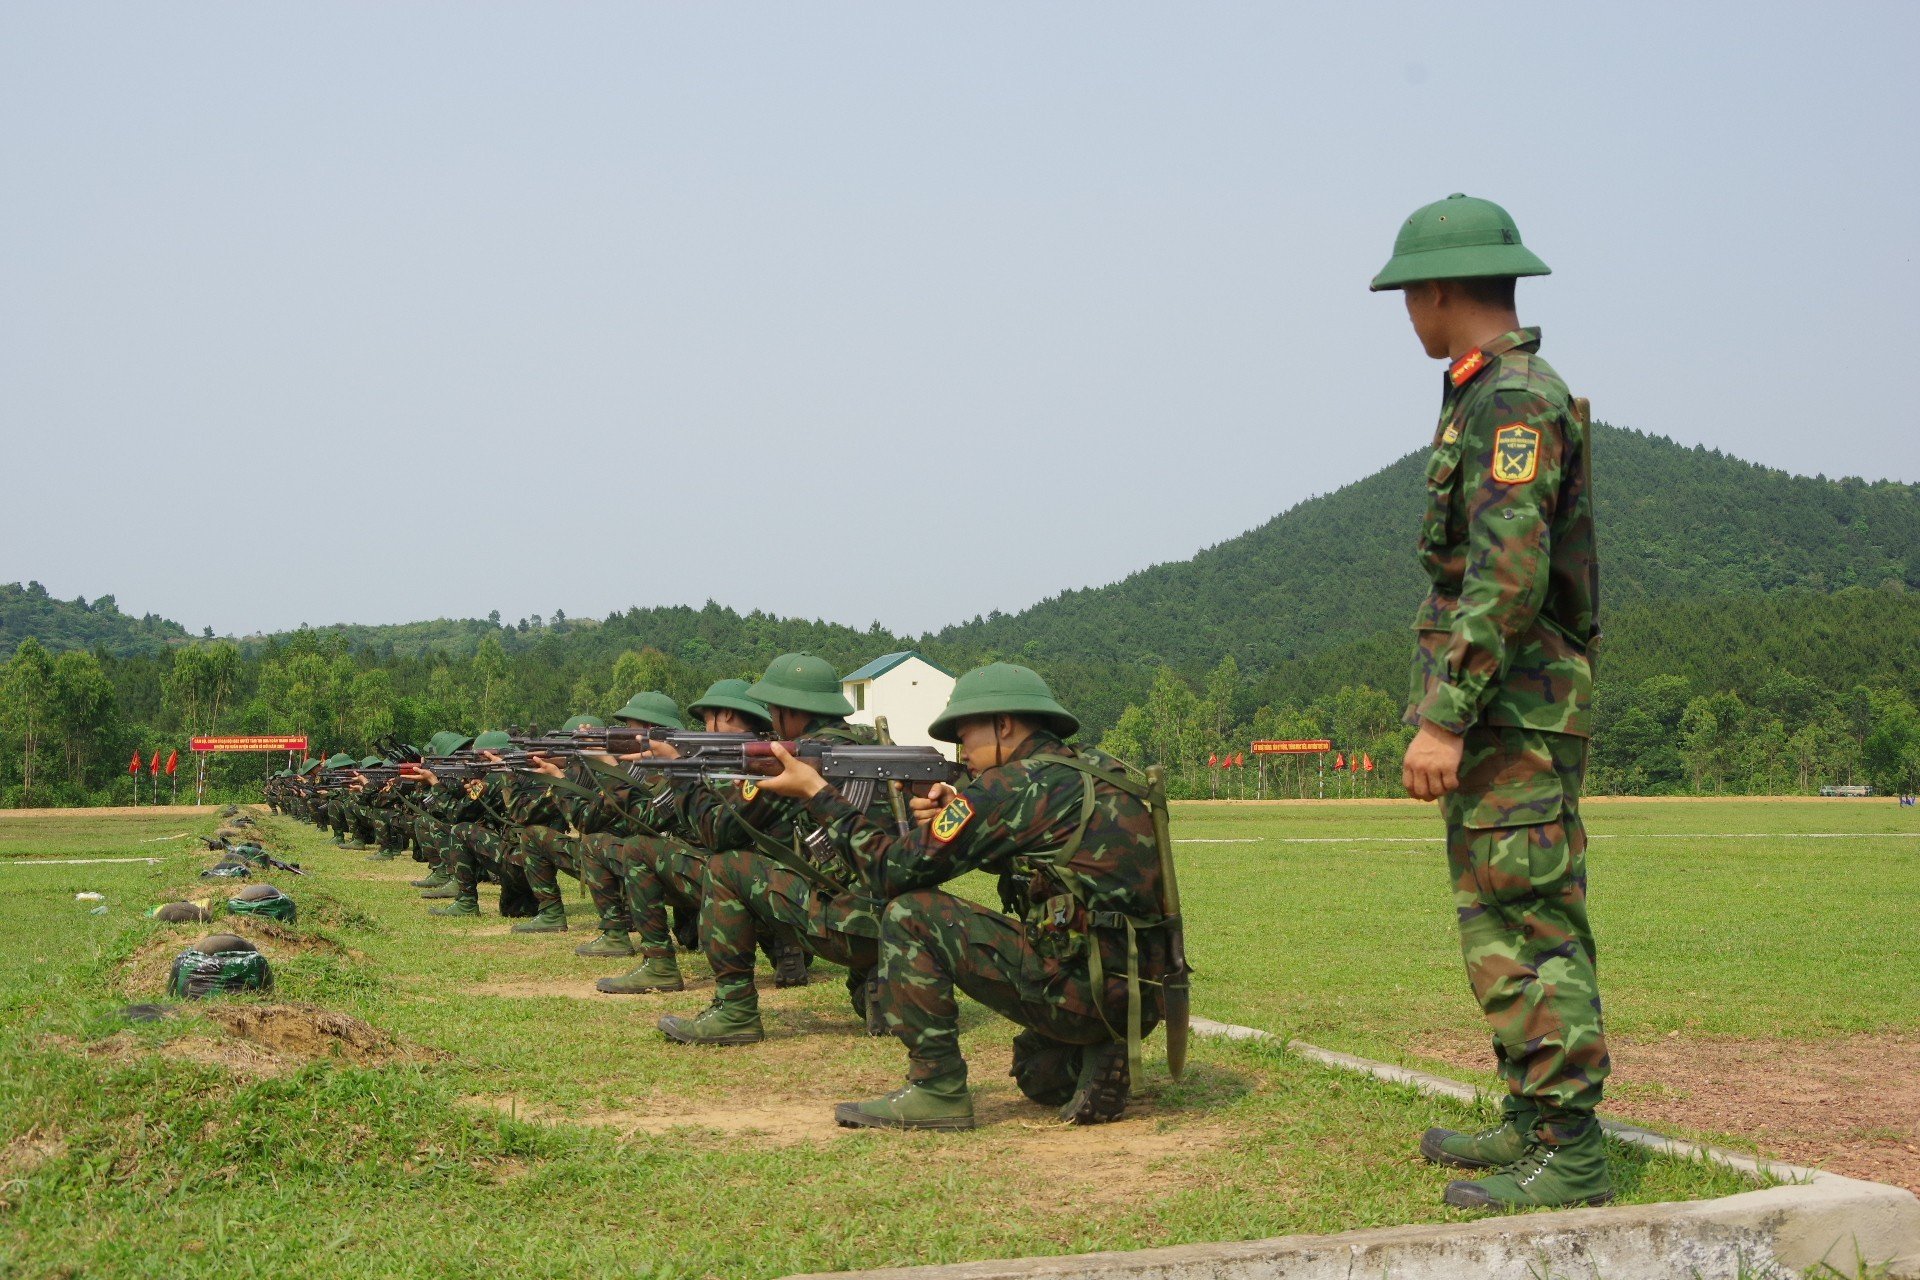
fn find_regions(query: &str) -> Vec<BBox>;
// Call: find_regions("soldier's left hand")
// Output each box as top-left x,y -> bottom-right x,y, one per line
755,742 -> 828,799
1403,721 -> 1465,801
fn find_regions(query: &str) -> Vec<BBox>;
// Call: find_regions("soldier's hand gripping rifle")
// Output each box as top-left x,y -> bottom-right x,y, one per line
622,741 -> 966,813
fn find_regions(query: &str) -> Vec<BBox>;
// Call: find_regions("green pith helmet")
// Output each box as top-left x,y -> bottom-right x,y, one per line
927,663 -> 1079,743
611,691 -> 685,730
359,755 -> 383,769
1369,193 -> 1551,292
324,752 -> 356,769
689,678 -> 773,728
301,760 -> 322,775
471,730 -> 513,752
424,731 -> 457,756
747,653 -> 853,718
561,714 -> 606,732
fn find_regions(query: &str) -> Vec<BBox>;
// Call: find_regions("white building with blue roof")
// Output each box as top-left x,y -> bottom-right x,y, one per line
840,651 -> 957,751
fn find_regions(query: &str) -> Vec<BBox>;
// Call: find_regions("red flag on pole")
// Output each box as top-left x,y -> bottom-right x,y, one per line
1363,753 -> 1374,772
150,751 -> 160,775
1235,752 -> 1245,767
1208,753 -> 1218,767
129,750 -> 142,776
166,750 -> 179,776
1334,753 -> 1345,769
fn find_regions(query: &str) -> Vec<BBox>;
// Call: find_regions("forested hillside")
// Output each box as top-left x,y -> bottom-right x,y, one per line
931,426 -> 1920,671
0,582 -> 191,657
5,427 -> 1918,804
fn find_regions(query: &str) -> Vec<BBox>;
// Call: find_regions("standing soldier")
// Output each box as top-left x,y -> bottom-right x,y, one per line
1373,193 -> 1610,1209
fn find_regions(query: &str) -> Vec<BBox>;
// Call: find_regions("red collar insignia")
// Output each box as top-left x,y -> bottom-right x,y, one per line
1449,348 -> 1487,387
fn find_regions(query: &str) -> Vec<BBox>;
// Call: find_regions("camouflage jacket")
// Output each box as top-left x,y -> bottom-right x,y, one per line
1408,327 -> 1598,738
681,717 -> 889,935
803,732 -> 1169,1016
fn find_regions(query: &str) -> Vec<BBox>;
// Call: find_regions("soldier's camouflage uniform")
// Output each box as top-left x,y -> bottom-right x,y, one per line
688,719 -> 887,1007
1407,326 -> 1608,1139
607,781 -> 710,958
802,731 -> 1168,1086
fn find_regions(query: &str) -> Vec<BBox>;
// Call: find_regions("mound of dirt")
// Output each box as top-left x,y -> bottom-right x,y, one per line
70,1005 -> 430,1079
201,1003 -> 411,1067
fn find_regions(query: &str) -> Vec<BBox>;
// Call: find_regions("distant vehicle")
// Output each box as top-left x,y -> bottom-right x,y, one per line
1818,784 -> 1875,797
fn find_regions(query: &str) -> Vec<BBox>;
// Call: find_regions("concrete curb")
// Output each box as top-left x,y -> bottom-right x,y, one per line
786,1019 -> 1920,1280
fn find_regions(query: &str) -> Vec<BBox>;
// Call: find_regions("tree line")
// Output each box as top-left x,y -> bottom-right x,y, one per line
5,584 -> 1917,805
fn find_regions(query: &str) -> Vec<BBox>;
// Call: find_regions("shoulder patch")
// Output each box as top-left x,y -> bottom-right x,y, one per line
1441,422 -> 1460,445
1448,348 -> 1487,387
739,780 -> 759,802
930,795 -> 974,843
1491,423 -> 1541,484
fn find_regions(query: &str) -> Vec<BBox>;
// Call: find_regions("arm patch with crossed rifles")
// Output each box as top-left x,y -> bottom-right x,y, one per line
1492,423 -> 1541,484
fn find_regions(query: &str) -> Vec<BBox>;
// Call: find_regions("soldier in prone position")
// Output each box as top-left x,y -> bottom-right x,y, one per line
751,662 -> 1172,1131
1373,194 -> 1611,1210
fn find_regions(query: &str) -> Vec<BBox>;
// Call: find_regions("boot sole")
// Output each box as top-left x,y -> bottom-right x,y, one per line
1060,1043 -> 1130,1124
833,1103 -> 975,1131
596,981 -> 686,995
658,1018 -> 762,1046
1420,1128 -> 1505,1169
1444,1182 -> 1615,1211
511,925 -> 569,934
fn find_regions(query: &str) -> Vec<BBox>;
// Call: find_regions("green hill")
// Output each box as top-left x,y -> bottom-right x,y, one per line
0,582 -> 191,658
932,426 -> 1920,673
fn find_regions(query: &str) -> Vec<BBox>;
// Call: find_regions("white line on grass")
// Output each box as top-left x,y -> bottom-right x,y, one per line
0,857 -> 164,866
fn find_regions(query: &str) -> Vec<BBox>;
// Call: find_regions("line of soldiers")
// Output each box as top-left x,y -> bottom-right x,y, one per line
267,654 -> 1187,1131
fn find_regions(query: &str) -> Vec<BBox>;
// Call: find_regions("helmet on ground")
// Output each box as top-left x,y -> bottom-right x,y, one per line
1370,193 -> 1550,292
746,653 -> 852,718
611,692 -> 685,730
688,679 -> 773,729
927,663 -> 1079,743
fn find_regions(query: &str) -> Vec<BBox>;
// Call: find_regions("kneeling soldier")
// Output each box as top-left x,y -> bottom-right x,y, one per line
754,663 -> 1174,1130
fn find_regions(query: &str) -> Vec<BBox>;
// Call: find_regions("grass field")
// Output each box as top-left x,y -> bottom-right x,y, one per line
1,797 -> 1910,1278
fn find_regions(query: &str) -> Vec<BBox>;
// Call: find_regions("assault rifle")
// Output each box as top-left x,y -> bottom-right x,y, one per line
622,740 -> 964,792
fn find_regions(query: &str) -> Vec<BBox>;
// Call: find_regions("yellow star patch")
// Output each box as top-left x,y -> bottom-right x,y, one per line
739,780 -> 759,802
1491,423 -> 1540,484
930,795 -> 974,843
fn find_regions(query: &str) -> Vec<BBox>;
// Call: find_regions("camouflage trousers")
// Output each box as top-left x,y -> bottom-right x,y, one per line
510,824 -> 580,913
609,835 -> 708,957
876,889 -> 1123,1085
449,821 -> 507,900
1442,726 -> 1609,1137
414,817 -> 453,872
327,799 -> 351,841
575,832 -> 633,934
700,850 -> 874,1000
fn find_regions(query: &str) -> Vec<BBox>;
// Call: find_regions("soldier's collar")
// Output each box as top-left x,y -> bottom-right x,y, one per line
1446,327 -> 1541,388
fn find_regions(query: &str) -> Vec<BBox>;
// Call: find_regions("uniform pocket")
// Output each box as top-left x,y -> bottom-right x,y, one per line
1447,729 -> 1572,901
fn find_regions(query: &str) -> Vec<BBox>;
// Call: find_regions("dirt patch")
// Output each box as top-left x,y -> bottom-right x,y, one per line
1408,1028 -> 1920,1195
0,1128 -> 67,1195
202,1003 -> 416,1067
65,1005 -> 428,1079
465,1085 -> 1224,1201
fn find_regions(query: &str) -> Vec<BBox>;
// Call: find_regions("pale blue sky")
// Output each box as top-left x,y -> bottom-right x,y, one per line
4,3 -> 1915,638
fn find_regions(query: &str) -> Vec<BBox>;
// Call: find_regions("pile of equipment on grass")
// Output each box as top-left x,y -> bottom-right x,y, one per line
166,934 -> 274,1000
149,901 -> 214,923
226,883 -> 296,924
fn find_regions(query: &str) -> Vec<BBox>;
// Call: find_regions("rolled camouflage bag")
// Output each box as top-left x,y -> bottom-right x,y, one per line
227,884 -> 296,924
150,901 -> 213,924
166,934 -> 273,1000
